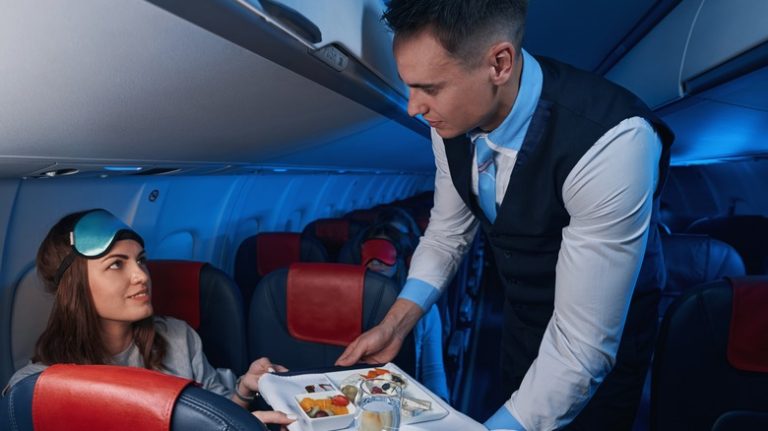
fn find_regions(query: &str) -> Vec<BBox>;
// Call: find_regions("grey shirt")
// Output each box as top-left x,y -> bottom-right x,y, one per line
3,316 -> 236,397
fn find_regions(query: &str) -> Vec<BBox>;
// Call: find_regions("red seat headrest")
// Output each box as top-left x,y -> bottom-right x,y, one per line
286,263 -> 364,347
32,364 -> 192,431
147,261 -> 203,330
313,219 -> 351,253
727,277 -> 768,372
256,233 -> 301,277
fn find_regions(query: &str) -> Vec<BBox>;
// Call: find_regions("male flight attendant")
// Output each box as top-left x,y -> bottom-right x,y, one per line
337,0 -> 673,430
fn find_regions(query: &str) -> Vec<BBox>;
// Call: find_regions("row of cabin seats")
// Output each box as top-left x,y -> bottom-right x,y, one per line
232,192 -> 484,401
651,276 -> 768,430
632,229 -> 746,430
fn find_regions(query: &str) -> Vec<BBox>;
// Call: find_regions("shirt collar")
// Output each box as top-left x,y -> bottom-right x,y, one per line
471,49 -> 542,152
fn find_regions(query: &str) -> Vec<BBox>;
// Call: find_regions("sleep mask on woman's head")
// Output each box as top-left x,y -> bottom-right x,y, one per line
53,209 -> 144,286
361,238 -> 398,267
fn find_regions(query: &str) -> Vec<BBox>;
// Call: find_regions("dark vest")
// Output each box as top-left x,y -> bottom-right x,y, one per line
443,57 -> 674,309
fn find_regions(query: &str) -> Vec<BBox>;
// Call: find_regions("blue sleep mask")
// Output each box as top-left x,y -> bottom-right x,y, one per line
53,209 -> 144,286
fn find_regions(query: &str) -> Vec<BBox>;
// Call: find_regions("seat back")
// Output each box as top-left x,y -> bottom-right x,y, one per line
148,260 -> 248,375
686,215 -> 768,274
234,233 -> 328,307
1,365 -> 265,431
248,263 -> 415,374
660,233 -> 746,316
302,218 -> 365,260
652,276 -> 768,431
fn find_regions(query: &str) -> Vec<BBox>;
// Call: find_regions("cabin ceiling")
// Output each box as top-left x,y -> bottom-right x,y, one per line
0,0 -> 765,179
524,0 -> 663,72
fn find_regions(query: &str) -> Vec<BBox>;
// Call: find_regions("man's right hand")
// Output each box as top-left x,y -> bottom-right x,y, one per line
335,298 -> 424,366
335,321 -> 404,366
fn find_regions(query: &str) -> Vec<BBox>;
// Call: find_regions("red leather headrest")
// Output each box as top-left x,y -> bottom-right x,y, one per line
286,263 -> 364,347
32,364 -> 192,431
361,239 -> 398,266
256,233 -> 301,277
313,219 -> 350,253
727,277 -> 768,372
147,261 -> 202,330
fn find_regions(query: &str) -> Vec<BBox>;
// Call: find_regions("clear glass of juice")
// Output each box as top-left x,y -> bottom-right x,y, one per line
357,378 -> 403,431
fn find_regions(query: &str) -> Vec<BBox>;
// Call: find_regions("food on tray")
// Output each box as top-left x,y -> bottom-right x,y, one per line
401,396 -> 432,417
298,396 -> 350,418
340,385 -> 358,402
362,368 -> 407,386
304,383 -> 335,393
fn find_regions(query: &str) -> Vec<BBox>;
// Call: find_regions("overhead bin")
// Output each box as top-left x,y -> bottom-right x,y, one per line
605,0 -> 702,109
147,0 -> 421,136
681,0 -> 768,87
607,0 -> 768,109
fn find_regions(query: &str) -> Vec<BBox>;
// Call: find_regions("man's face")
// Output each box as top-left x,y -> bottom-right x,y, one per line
394,29 -> 497,138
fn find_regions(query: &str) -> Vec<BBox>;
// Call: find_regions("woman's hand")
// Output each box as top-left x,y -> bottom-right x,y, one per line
231,357 -> 289,408
252,410 -> 296,429
239,357 -> 289,395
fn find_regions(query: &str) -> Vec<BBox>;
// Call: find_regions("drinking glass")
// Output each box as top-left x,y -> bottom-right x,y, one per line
356,378 -> 403,431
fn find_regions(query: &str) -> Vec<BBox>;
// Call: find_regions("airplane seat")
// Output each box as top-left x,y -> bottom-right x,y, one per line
234,232 -> 328,309
147,260 -> 248,376
660,233 -> 746,318
301,218 -> 366,261
685,215 -> 768,274
1,364 -> 266,431
651,276 -> 768,431
7,267 -> 55,381
712,410 -> 768,431
247,263 -> 416,375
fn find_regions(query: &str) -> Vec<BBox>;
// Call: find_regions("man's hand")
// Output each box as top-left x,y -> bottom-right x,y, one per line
335,321 -> 403,366
335,299 -> 424,366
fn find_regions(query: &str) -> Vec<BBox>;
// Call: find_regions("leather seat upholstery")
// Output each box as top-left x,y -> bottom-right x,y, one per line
1,367 -> 266,431
301,218 -> 366,261
234,232 -> 328,308
660,233 -> 746,317
248,263 -> 415,375
148,260 -> 248,375
686,215 -> 768,274
651,277 -> 768,431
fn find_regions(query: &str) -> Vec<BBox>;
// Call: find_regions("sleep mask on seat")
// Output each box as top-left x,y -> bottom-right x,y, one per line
361,238 -> 398,267
53,209 -> 144,286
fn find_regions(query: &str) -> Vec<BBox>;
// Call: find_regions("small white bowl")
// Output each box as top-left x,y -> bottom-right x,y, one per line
294,390 -> 357,431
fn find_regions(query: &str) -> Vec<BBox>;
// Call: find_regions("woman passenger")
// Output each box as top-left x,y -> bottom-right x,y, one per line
2,209 -> 294,427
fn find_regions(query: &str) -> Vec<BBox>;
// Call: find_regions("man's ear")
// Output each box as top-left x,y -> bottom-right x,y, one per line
488,42 -> 517,85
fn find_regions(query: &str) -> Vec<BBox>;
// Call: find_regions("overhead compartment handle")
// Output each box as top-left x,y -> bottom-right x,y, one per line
236,0 -> 322,47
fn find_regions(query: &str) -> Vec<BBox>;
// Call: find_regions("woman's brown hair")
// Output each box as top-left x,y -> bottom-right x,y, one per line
32,210 -> 167,369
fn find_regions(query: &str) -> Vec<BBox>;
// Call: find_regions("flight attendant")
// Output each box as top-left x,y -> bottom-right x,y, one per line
337,1 -> 674,430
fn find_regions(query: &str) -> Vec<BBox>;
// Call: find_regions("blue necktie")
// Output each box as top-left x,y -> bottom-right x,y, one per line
474,134 -> 497,222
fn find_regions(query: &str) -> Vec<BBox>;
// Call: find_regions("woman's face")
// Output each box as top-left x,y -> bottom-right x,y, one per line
366,258 -> 398,279
86,239 -> 153,325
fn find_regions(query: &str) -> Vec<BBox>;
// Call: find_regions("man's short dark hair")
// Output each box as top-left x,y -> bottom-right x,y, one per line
383,0 -> 528,65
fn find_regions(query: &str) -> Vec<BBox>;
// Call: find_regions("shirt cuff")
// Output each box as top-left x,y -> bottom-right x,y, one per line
398,278 -> 441,311
484,404 -> 526,431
